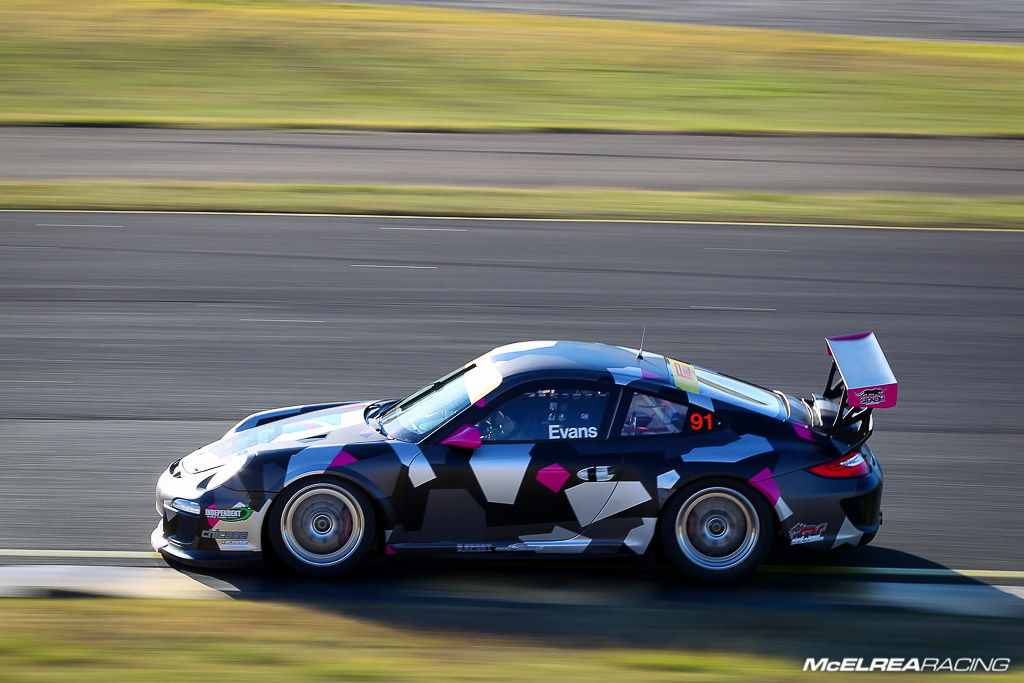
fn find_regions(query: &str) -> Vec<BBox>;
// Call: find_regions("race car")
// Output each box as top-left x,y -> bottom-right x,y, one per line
153,333 -> 897,582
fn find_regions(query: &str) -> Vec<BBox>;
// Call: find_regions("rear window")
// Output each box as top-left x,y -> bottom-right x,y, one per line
695,369 -> 786,418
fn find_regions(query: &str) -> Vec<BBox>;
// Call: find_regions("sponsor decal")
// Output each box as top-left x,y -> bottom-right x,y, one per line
204,505 -> 254,522
803,658 -> 1011,673
854,387 -> 886,405
666,358 -> 700,394
456,543 -> 492,552
201,530 -> 249,545
789,522 -> 827,544
493,542 -> 535,552
548,424 -> 598,439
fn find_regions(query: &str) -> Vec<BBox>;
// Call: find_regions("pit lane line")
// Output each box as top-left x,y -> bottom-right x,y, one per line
0,549 -> 1021,580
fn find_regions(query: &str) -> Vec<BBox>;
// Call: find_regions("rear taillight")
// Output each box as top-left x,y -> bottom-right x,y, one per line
807,451 -> 870,478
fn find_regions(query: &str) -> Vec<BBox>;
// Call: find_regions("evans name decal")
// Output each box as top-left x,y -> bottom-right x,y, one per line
548,425 -> 598,439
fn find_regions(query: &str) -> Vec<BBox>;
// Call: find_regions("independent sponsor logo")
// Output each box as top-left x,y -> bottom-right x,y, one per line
803,658 -> 1011,673
204,506 -> 254,521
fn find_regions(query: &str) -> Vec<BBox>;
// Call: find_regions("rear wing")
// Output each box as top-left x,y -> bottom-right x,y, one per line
822,332 -> 898,446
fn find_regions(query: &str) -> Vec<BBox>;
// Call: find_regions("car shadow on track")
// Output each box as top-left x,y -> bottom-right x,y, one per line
173,544 -> 1024,655
171,545 -> 1024,660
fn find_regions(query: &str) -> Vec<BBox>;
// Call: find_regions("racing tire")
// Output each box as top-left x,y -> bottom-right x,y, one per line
268,478 -> 376,577
660,479 -> 774,583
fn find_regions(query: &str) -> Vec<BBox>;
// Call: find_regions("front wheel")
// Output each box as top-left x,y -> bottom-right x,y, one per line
660,480 -> 773,583
268,479 -> 376,577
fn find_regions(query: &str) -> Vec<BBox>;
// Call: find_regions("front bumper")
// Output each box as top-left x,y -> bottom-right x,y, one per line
152,459 -> 269,568
151,526 -> 262,569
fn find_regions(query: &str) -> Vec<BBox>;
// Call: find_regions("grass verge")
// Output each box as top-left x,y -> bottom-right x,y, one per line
1,0 -> 1022,135
0,597 -> 1021,682
1,181 -> 1022,228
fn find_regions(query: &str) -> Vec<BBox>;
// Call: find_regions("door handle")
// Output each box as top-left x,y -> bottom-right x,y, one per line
577,466 -> 616,482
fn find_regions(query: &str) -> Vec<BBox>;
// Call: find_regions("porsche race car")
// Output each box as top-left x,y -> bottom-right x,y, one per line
153,333 -> 897,582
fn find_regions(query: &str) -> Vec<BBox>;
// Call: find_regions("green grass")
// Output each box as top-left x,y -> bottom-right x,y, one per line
1,0 -> 1023,135
0,597 -> 1021,682
2,180 -> 1022,228
0,598 -> 790,682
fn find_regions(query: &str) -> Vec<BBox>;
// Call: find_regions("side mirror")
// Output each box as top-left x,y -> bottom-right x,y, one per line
441,424 -> 482,449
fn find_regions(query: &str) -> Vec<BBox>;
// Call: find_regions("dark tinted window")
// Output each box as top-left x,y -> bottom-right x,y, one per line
620,392 -> 689,437
476,385 -> 610,442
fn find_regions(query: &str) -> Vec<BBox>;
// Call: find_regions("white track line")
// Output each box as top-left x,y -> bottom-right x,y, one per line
0,549 -> 1021,580
689,305 -> 776,312
380,227 -> 466,232
758,565 -> 1024,580
239,318 -> 326,323
36,223 -> 124,228
0,549 -> 160,559
350,264 -> 437,269
6,210 -> 1021,233
704,247 -> 791,252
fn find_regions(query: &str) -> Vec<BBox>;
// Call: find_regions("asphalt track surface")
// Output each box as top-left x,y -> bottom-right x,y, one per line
334,0 -> 1024,44
1,210 -> 1022,586
5,128 -> 1024,195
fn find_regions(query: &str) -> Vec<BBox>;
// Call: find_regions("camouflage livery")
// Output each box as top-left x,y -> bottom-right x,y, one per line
153,338 -> 891,575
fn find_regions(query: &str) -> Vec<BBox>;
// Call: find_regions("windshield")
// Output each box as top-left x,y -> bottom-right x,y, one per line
695,368 -> 786,418
380,361 -> 501,442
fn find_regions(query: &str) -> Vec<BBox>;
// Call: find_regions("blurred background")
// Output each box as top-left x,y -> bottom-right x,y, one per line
0,0 -> 1022,680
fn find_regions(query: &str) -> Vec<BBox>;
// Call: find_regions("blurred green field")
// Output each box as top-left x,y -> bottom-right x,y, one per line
2,181 -> 1022,228
0,597 -> 1021,682
1,0 -> 1023,135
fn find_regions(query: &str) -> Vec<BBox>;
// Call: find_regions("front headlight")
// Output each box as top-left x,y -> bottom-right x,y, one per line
170,498 -> 201,515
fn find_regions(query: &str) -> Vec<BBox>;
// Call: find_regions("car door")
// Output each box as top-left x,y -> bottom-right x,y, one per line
412,379 -> 625,550
608,388 -> 723,531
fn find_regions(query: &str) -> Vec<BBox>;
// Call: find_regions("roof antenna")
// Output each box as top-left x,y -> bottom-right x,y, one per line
636,326 -> 646,361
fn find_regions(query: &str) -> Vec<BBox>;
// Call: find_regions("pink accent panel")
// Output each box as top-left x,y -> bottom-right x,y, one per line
847,383 -> 898,409
205,504 -> 218,528
329,449 -> 358,468
536,463 -> 571,493
791,422 -> 815,441
474,397 -> 487,407
748,468 -> 781,505
385,544 -> 396,555
641,370 -> 664,380
442,424 -> 483,449
828,331 -> 873,342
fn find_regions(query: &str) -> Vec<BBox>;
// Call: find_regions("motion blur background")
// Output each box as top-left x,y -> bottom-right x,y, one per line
0,0 -> 1022,680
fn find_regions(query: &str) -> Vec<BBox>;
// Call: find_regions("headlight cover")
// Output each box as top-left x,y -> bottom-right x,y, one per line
170,498 -> 201,515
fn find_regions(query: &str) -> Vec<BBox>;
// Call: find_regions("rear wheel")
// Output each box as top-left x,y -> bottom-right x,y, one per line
268,479 -> 376,577
660,480 -> 773,583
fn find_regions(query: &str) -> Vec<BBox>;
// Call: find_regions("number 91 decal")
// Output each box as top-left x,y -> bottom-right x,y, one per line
687,410 -> 717,432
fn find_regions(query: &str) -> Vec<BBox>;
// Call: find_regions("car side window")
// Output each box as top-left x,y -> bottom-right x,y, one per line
620,392 -> 688,437
476,385 -> 610,442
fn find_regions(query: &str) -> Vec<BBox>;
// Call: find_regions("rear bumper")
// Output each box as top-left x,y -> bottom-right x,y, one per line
772,452 -> 883,550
